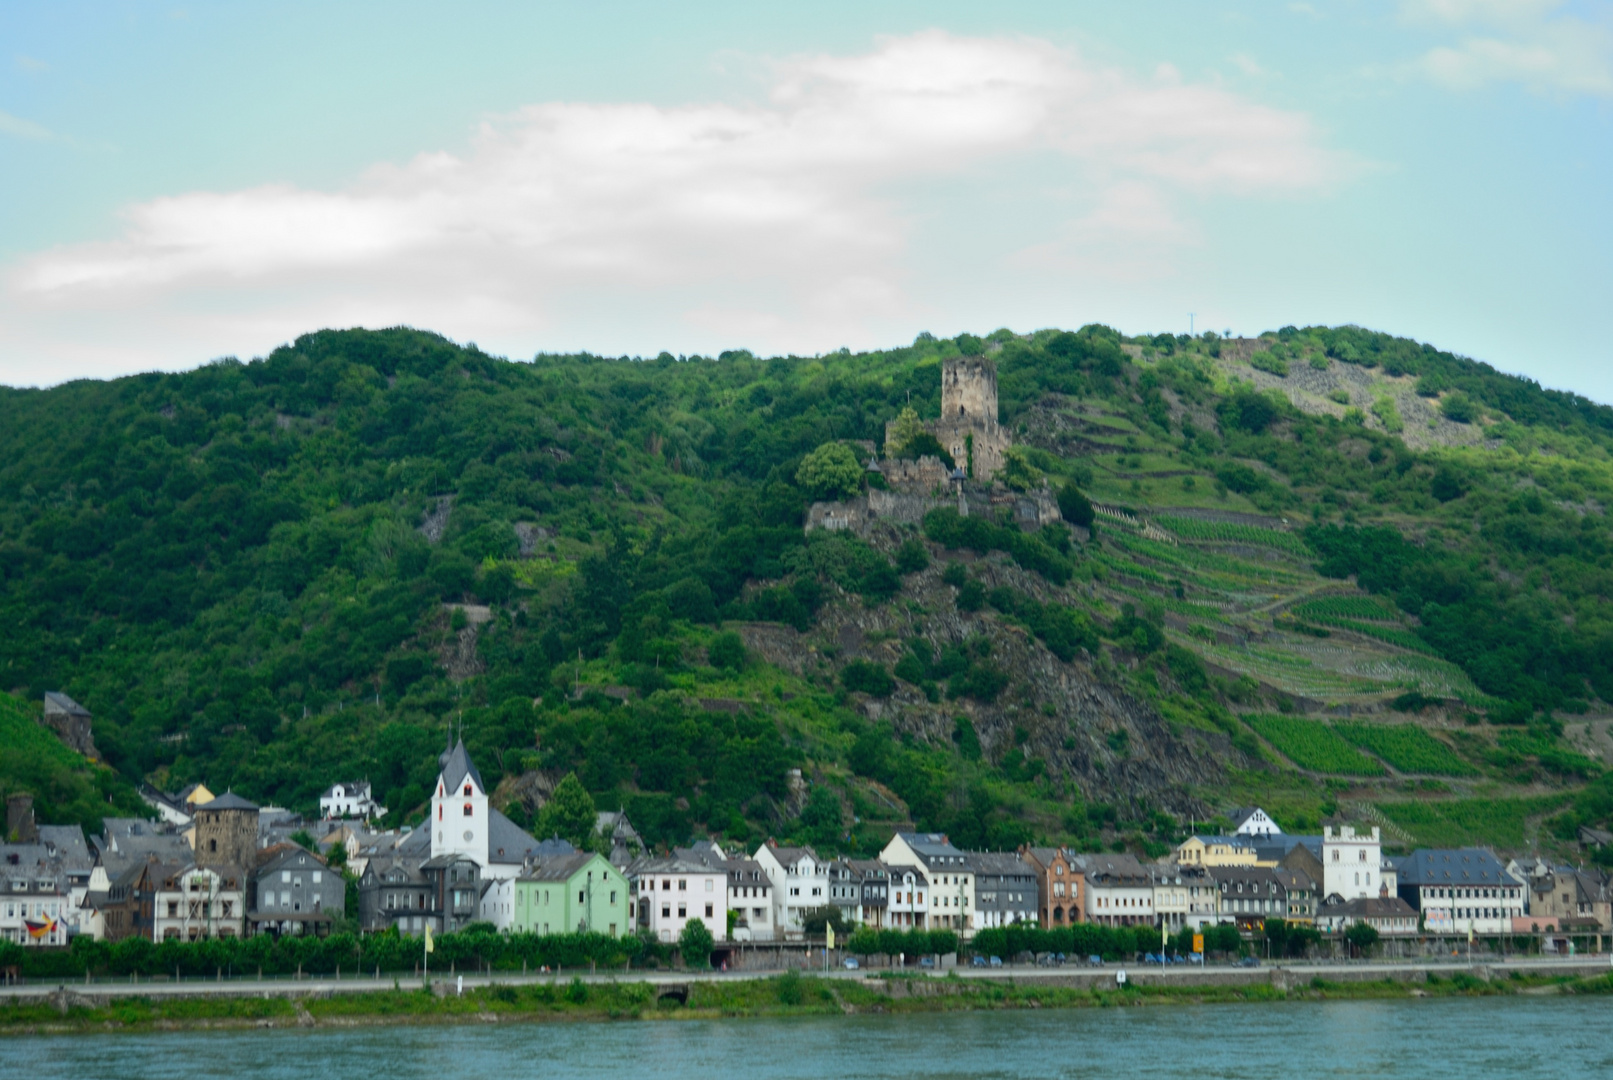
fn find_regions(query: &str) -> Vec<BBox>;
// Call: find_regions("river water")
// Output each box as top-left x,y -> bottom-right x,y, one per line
10,997 -> 1612,1078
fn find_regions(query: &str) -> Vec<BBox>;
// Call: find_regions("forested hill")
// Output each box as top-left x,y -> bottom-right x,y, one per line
3,324 -> 1613,857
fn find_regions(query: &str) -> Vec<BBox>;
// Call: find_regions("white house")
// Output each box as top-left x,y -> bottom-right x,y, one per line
1395,848 -> 1526,936
1151,865 -> 1191,933
152,864 -> 245,941
753,842 -> 829,939
1073,853 -> 1154,926
630,855 -> 728,944
1322,824 -> 1383,902
320,781 -> 387,821
1230,807 -> 1282,839
887,865 -> 931,928
879,832 -> 974,933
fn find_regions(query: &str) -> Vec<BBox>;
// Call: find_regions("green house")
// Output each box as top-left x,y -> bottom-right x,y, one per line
512,852 -> 631,937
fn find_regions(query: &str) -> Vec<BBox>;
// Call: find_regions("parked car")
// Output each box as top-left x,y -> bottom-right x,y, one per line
1088,955 -> 1104,966
971,955 -> 988,968
1188,953 -> 1204,964
989,955 -> 1004,968
919,955 -> 935,969
1239,956 -> 1261,968
843,957 -> 860,970
1143,953 -> 1162,964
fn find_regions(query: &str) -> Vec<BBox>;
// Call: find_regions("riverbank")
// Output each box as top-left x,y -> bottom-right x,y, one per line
5,965 -> 1613,1036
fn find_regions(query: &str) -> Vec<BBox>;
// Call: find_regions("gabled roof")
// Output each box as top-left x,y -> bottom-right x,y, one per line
517,851 -> 604,883
1397,848 -> 1520,887
895,832 -> 968,864
43,691 -> 90,717
1318,895 -> 1417,918
438,738 -> 484,794
198,791 -> 259,812
487,808 -> 547,864
968,852 -> 1034,877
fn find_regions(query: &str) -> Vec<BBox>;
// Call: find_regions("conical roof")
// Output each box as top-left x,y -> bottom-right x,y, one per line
439,738 -> 484,793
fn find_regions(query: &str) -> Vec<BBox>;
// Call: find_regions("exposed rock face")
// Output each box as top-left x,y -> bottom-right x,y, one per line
738,543 -> 1239,819
437,604 -> 492,680
418,496 -> 453,543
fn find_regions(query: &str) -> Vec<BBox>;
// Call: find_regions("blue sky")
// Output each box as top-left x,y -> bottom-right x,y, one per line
2,1 -> 1609,399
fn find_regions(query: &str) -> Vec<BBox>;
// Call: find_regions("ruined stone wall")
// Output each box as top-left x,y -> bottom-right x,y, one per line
941,355 -> 999,423
879,456 -> 950,491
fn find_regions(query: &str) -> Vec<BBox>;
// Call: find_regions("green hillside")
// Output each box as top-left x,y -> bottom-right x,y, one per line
0,691 -> 145,834
2,324 -> 1611,857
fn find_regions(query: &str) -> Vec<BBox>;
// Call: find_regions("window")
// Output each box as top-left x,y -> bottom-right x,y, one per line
463,784 -> 472,796
678,879 -> 687,891
464,803 -> 473,816
706,879 -> 714,892
282,870 -> 291,883
705,904 -> 713,917
313,871 -> 322,884
610,890 -> 617,904
678,905 -> 687,918
662,904 -> 670,918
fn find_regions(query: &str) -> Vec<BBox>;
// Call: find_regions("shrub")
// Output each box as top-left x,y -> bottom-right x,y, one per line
1249,350 -> 1289,376
841,661 -> 895,697
1440,392 -> 1476,424
708,631 -> 748,671
678,916 -> 715,968
1058,483 -> 1095,529
894,538 -> 930,574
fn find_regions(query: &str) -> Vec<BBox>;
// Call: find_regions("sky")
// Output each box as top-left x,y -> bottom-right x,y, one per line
1,1 -> 1610,399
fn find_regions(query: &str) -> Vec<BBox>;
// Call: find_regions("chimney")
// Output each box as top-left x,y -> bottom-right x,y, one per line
6,794 -> 38,843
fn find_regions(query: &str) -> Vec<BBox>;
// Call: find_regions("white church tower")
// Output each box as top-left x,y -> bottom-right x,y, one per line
431,738 -> 489,866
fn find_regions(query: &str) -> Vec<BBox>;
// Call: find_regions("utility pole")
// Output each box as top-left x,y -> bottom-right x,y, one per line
1189,313 -> 1195,336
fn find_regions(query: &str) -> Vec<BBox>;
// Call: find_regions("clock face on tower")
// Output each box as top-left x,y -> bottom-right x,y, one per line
464,831 -> 474,842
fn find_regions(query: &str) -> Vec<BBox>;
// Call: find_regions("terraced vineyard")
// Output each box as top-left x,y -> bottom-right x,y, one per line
1334,722 -> 1477,776
1293,596 -> 1400,622
1244,714 -> 1386,775
1376,795 -> 1573,849
1154,515 -> 1312,557
1300,616 -> 1443,656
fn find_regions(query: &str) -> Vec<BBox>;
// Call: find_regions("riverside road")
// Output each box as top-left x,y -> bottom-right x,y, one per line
4,955 -> 1609,1003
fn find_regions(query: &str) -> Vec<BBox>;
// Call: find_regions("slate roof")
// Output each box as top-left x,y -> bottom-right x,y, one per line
438,739 -> 484,794
487,808 -> 547,864
968,852 -> 1035,879
197,791 -> 260,812
895,832 -> 969,867
1072,853 -> 1150,884
1318,895 -> 1417,919
1397,848 -> 1520,887
43,691 -> 90,717
517,851 -> 601,883
1249,837 -> 1323,868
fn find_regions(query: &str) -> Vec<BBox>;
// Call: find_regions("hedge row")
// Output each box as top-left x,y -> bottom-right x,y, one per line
0,928 -> 669,980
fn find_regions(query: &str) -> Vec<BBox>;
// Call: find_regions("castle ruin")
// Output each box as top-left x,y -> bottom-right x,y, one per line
884,355 -> 1011,482
807,353 -> 1059,535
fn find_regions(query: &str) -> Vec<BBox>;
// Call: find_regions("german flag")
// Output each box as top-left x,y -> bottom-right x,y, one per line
24,917 -> 58,940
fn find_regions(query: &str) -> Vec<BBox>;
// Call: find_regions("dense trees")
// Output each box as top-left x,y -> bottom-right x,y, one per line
5,322 -> 1613,847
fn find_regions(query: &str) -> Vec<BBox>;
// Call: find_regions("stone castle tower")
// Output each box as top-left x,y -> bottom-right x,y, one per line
941,355 -> 998,424
193,791 -> 260,871
933,355 -> 1010,481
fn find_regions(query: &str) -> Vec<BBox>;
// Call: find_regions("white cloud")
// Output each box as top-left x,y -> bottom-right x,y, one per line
0,31 -> 1343,383
0,108 -> 54,140
1402,0 -> 1613,96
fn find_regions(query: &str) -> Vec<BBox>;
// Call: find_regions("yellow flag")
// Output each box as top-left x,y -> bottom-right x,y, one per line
424,924 -> 436,953
826,924 -> 836,951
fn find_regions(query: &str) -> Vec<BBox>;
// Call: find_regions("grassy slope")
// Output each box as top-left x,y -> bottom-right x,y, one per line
0,691 -> 145,834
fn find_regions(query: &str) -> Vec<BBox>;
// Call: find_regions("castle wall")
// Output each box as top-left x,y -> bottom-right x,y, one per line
879,456 -> 950,490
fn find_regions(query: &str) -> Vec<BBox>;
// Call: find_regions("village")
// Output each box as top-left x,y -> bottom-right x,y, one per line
5,710 -> 1610,972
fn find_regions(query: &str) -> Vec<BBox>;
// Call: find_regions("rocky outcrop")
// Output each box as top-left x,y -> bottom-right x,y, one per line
738,545 -> 1237,819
